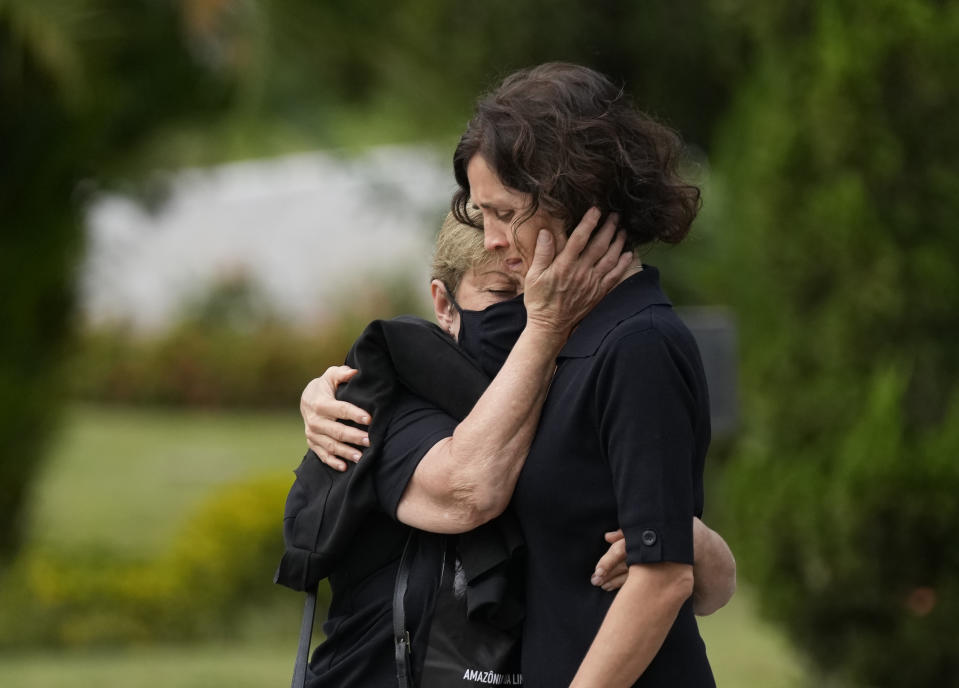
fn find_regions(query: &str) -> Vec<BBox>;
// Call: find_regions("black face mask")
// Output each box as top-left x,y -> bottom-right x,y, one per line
452,293 -> 527,379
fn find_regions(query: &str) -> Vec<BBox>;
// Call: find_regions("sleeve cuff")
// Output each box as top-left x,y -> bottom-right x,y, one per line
384,426 -> 455,520
625,521 -> 694,566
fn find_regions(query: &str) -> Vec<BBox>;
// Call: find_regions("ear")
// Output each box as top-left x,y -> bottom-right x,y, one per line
430,280 -> 457,337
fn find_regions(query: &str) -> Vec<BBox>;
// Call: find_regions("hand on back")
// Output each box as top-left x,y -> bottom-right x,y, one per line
301,366 -> 371,472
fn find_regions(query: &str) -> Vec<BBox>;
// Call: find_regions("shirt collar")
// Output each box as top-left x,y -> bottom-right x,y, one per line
558,265 -> 672,359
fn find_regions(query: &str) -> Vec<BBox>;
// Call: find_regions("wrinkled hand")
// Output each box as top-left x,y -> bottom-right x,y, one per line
301,366 -> 371,472
523,208 -> 632,339
590,529 -> 629,591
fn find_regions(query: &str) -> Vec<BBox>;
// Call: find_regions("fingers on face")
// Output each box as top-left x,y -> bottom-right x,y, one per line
599,250 -> 634,292
527,229 -> 556,278
563,207 -> 603,258
594,230 -> 627,274
580,212 -> 620,266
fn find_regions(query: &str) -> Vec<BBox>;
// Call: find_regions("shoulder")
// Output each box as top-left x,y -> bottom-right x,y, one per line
601,304 -> 692,357
593,305 -> 704,399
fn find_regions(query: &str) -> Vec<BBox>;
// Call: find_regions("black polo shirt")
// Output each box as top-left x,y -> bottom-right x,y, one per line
512,267 -> 715,687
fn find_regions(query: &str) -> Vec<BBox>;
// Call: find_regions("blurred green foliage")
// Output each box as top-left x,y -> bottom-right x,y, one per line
4,0 -> 959,684
691,1 -> 959,685
1,0 -> 745,561
0,0 -> 747,562
0,0 -> 237,560
69,272 -> 425,408
0,474 -> 327,648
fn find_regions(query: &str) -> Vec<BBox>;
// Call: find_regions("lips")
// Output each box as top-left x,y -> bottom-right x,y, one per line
505,258 -> 525,273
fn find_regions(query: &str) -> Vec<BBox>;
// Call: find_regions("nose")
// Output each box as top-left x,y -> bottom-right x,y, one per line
483,218 -> 510,252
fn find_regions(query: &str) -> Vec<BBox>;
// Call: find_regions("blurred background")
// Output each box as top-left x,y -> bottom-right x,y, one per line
2,1 -> 957,686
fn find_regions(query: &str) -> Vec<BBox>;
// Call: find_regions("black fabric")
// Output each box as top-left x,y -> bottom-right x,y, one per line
394,532 -> 415,688
512,267 -> 715,687
418,537 -> 523,687
291,587 -> 318,688
275,316 -> 488,592
275,315 -> 527,687
374,395 -> 460,520
455,294 -> 526,379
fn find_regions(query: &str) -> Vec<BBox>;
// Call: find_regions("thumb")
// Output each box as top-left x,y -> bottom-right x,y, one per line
525,230 -> 555,281
330,366 -> 360,389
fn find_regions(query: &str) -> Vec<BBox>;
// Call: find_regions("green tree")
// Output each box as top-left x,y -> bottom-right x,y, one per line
0,0 -> 750,561
0,0 -> 243,560
698,1 -> 959,685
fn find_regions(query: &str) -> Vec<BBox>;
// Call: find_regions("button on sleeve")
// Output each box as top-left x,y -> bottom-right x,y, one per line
596,329 -> 697,566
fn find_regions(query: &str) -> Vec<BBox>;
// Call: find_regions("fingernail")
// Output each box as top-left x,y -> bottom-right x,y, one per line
602,584 -> 613,591
591,575 -> 603,586
352,452 -> 361,461
537,230 -> 549,244
360,415 -> 370,424
361,436 -> 370,447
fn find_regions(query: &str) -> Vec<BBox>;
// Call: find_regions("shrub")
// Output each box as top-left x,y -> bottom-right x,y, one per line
701,1 -> 959,685
70,272 -> 427,408
0,474 -> 328,648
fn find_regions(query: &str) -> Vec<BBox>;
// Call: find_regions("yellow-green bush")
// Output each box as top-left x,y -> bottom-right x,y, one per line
0,474 -> 327,648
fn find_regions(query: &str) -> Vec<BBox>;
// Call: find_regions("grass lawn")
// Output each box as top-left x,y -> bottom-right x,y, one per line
0,642 -> 295,688
9,404 -> 812,686
26,404 -> 306,558
0,591 -> 809,688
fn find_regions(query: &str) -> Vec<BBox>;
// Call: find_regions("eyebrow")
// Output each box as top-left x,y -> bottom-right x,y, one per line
473,269 -> 516,281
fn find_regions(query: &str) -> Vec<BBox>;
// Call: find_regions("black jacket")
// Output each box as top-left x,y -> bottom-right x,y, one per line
275,315 -> 524,627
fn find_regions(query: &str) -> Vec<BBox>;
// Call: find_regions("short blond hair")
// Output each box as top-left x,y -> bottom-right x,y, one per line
430,210 -> 490,296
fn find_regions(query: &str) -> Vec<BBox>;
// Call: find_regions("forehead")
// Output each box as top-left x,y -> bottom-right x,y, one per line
456,264 -> 521,309
461,263 -> 517,288
467,155 -> 528,208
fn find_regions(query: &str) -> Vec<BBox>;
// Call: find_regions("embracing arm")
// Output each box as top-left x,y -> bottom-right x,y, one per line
590,519 -> 736,614
396,320 -> 566,532
691,518 -> 736,615
398,213 -> 630,533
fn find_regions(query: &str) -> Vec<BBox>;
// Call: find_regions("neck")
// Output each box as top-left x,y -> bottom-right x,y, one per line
617,258 -> 644,285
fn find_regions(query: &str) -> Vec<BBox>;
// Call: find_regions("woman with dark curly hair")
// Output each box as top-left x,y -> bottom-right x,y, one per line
450,63 -> 716,687
297,63 -> 726,687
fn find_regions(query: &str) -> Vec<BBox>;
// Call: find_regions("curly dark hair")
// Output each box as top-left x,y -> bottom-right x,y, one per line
452,63 -> 701,249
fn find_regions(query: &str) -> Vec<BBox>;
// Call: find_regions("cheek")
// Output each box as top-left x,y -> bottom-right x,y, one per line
542,214 -> 568,251
516,211 -> 567,256
512,223 -> 542,257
